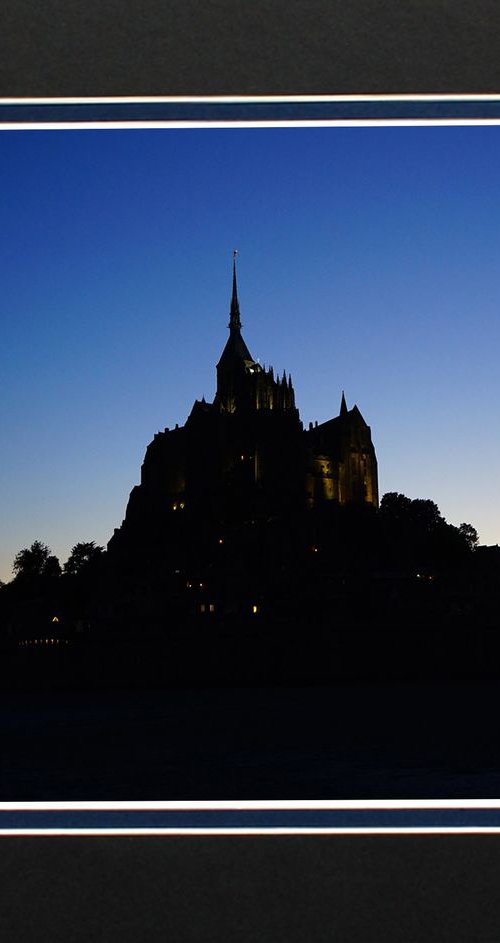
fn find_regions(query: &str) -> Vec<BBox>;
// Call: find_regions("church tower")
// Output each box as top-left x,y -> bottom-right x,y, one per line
214,252 -> 296,416
108,256 -> 378,559
215,251 -> 256,413
305,391 -> 378,509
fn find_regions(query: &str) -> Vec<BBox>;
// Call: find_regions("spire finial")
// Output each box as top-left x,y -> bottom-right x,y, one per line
340,390 -> 348,416
229,249 -> 242,332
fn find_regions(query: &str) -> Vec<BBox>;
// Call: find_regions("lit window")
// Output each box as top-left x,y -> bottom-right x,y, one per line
200,604 -> 206,613
209,604 -> 215,613
179,502 -> 185,509
52,616 -> 59,623
252,605 -> 259,614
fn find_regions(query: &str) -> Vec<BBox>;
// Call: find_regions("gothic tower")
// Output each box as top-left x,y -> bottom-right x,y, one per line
108,257 -> 378,559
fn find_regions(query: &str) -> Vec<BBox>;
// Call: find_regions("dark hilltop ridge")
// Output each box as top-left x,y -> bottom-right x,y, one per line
1,259 -> 499,688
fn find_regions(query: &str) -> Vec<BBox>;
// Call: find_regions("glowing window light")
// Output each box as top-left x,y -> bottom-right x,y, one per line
52,616 -> 59,622
209,604 -> 215,613
218,538 -> 224,545
252,605 -> 259,614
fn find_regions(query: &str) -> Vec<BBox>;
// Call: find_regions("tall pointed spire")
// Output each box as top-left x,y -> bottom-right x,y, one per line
229,249 -> 242,332
340,390 -> 348,416
216,250 -> 253,383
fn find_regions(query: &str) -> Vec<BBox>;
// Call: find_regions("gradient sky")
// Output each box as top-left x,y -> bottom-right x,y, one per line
1,124 -> 500,581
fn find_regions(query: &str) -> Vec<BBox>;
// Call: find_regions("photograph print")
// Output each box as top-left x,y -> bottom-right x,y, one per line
1,120 -> 500,799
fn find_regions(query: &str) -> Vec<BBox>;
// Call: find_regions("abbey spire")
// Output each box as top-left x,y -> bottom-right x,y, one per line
215,251 -> 254,410
229,249 -> 242,332
217,251 -> 252,367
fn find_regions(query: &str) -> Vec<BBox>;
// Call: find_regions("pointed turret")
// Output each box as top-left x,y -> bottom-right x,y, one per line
217,251 -> 253,368
216,251 -> 255,410
340,390 -> 348,417
229,249 -> 242,332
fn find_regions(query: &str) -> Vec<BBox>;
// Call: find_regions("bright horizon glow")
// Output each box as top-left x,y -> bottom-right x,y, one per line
1,124 -> 500,582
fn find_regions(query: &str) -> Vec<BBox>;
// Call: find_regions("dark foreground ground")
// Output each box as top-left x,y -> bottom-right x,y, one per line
1,680 -> 500,799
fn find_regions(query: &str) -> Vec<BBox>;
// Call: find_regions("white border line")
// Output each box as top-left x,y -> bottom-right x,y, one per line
2,92 -> 500,131
1,94 -> 500,104
1,800 -> 499,810
3,119 -> 500,132
2,827 -> 500,837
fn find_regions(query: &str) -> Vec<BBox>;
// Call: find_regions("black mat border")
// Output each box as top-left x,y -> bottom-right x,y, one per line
2,0 -> 500,98
2,832 -> 500,942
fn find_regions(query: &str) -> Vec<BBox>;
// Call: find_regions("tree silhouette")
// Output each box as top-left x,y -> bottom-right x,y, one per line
63,541 -> 104,577
12,541 -> 61,580
377,492 -> 477,568
458,522 -> 479,550
380,493 -> 443,531
379,492 -> 412,520
408,498 -> 443,531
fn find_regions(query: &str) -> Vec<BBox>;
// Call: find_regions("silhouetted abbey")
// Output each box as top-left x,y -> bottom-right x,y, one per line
109,258 -> 377,557
6,259 -> 499,689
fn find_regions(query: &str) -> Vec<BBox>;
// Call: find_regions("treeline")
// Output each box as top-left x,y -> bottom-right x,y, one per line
0,492 -> 497,642
9,539 -> 104,581
0,541 -> 105,638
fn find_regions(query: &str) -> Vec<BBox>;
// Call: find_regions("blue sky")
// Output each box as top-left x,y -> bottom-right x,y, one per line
1,124 -> 500,580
